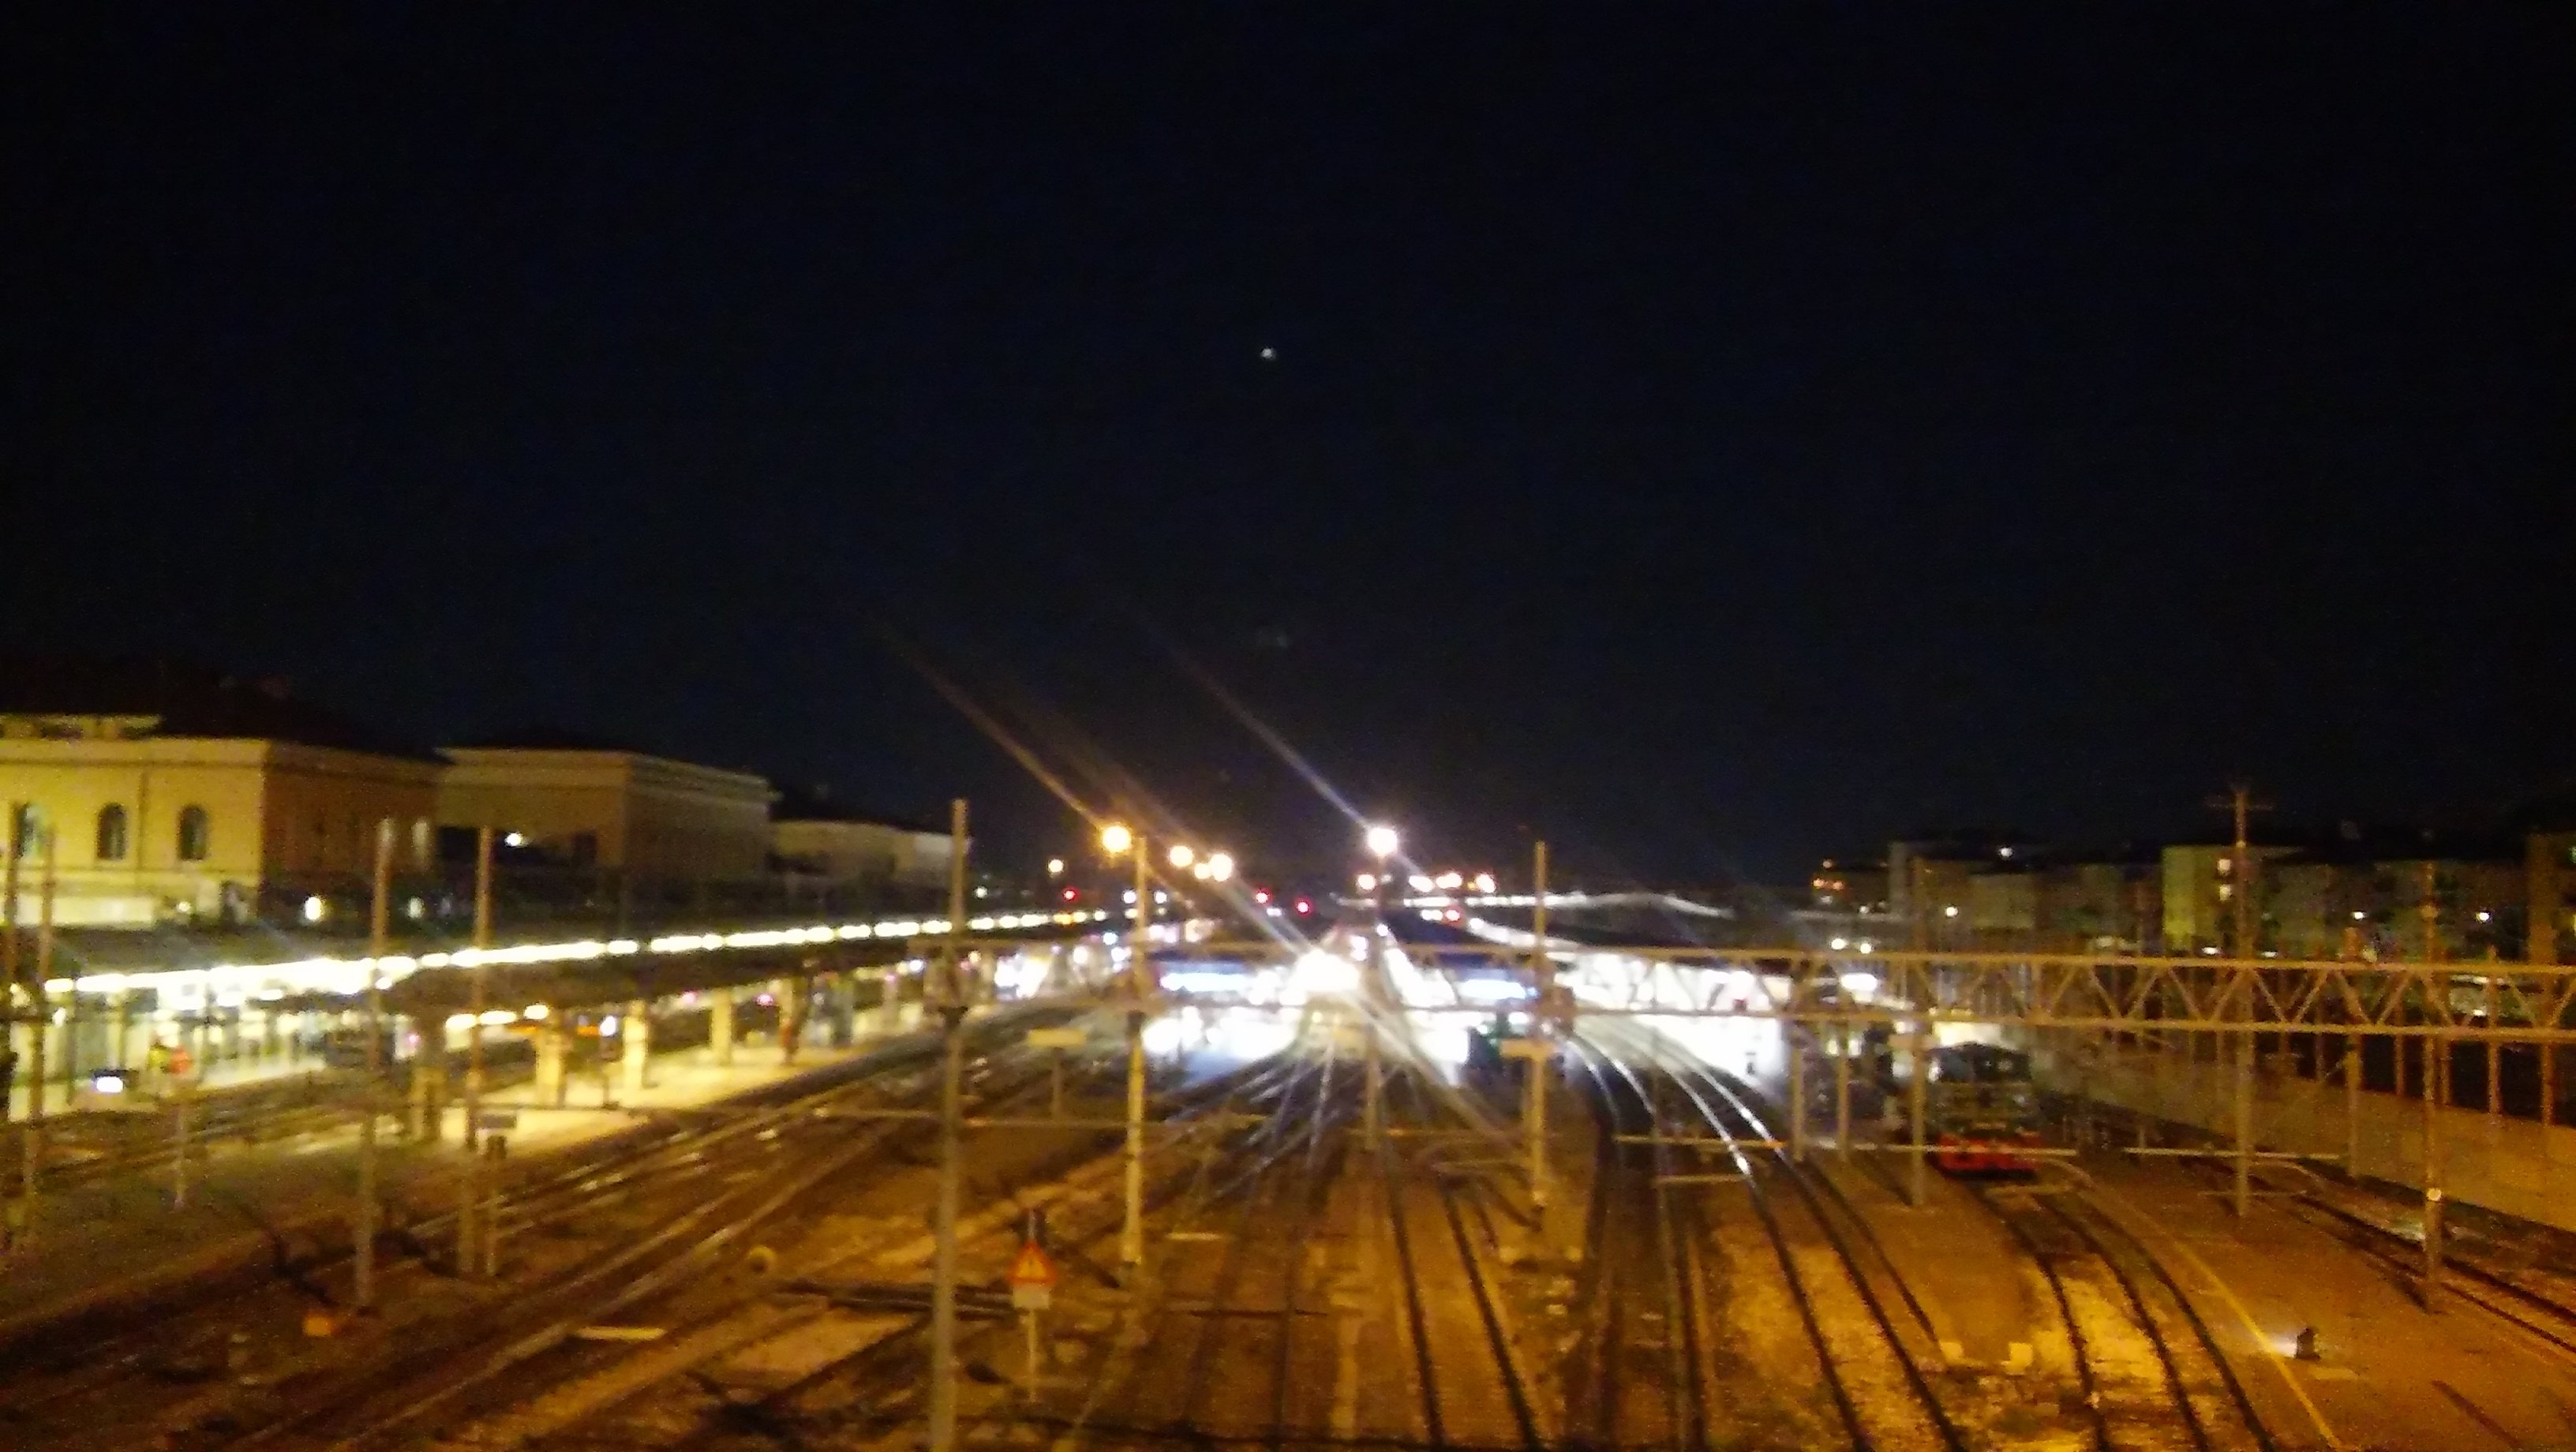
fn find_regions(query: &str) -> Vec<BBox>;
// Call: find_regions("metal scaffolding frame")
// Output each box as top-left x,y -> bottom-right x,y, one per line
1148,938 -> 2576,1041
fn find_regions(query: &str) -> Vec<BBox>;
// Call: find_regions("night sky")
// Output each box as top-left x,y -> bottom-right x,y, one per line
7,10 -> 2568,885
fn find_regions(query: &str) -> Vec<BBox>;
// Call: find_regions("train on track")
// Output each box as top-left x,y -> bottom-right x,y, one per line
1923,1042 -> 2043,1174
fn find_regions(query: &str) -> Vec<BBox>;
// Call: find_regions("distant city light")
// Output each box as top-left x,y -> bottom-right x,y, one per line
1365,824 -> 1398,859
1168,844 -> 1196,870
504,832 -> 527,848
1046,858 -> 1065,877
1355,873 -> 1378,892
1207,852 -> 1235,881
1472,873 -> 1496,895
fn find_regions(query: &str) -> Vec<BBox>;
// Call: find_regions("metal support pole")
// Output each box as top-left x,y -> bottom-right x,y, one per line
2346,1032 -> 2361,1180
1,806 -> 17,1207
1363,1013 -> 1383,1149
1908,1023 -> 1928,1207
2486,974 -> 2500,1117
355,818 -> 391,1312
928,1003 -> 967,1451
1050,1049 -> 1065,1118
621,997 -> 651,1098
1833,1024 -> 1852,1162
459,825 -> 492,1275
1528,840 -> 1552,1211
22,832 -> 55,1223
1120,836 -> 1150,1277
710,990 -> 735,1067
2424,1030 -> 2444,1306
2233,1029 -> 2252,1218
480,1135 -> 505,1278
1526,1046 -> 1551,1210
172,1080 -> 190,1208
927,797 -> 971,1452
1790,1034 -> 1808,1164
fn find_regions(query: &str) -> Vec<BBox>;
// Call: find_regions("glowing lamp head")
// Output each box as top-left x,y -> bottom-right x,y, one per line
1167,843 -> 1195,870
1207,851 -> 1234,881
1355,872 -> 1378,892
1046,857 -> 1065,877
1099,824 -> 1133,856
1365,824 -> 1398,859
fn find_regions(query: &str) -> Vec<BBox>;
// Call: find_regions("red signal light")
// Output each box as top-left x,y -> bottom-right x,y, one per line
1294,897 -> 1312,915
1253,889 -> 1271,904
1061,887 -> 1078,902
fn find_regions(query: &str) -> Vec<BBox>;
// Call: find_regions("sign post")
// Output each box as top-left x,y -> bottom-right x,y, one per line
1006,1231 -> 1058,1401
1027,1027 -> 1084,1117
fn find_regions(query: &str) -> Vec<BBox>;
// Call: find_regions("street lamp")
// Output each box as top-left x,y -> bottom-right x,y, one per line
1166,843 -> 1196,870
1206,851 -> 1234,882
1365,824 -> 1398,859
1100,823 -> 1133,857
1046,858 -> 1065,878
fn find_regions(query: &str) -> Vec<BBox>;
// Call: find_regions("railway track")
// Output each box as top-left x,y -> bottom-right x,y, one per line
1574,1035 -> 1963,1450
400,1046 -> 1331,1452
0,1010 -> 1070,1451
1557,1037 -> 1711,1452
1979,1184 -> 2275,1452
2242,1161 -> 2576,1363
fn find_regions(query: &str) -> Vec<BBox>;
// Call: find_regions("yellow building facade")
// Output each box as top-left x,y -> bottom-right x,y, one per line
0,718 -> 440,926
436,747 -> 774,885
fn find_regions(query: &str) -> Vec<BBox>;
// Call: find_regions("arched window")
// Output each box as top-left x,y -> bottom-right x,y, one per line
96,803 -> 129,862
10,804 -> 43,856
177,805 -> 211,863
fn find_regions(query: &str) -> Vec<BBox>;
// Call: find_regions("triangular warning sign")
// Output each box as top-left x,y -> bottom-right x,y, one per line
1007,1241 -> 1058,1288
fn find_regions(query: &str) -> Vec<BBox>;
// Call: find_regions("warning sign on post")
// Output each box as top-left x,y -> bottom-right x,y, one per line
1008,1240 -> 1058,1310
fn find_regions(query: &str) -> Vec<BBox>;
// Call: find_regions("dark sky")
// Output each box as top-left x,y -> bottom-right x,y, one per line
6,9 -> 2569,886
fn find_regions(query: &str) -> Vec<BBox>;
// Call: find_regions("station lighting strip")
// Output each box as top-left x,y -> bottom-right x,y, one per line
39,908 -> 1117,1009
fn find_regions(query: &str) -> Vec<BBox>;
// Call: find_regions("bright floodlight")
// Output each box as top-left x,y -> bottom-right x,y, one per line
1190,861 -> 1211,880
1100,824 -> 1133,855
1207,851 -> 1234,881
1472,872 -> 1496,895
1167,843 -> 1196,869
1356,872 -> 1378,891
1046,857 -> 1065,877
1365,824 -> 1399,859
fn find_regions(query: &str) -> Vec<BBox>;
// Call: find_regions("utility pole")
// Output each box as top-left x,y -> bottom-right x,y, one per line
2421,859 -> 2443,964
355,818 -> 392,1312
1121,834 -> 1151,1275
927,799 -> 971,1452
459,826 -> 493,1277
23,829 -> 54,1222
3,803 -> 21,1177
1526,840 -> 1552,1211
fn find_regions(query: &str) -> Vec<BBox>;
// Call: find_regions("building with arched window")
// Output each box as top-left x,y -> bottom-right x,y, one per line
0,660 -> 440,926
94,803 -> 129,861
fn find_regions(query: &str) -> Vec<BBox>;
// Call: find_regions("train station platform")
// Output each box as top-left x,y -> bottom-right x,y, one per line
0,1012 -> 926,1356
